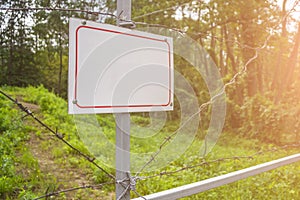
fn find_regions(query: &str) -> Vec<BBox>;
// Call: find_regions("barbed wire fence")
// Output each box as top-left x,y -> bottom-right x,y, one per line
132,0 -> 300,176
33,181 -> 115,200
1,89 -> 300,199
139,143 -> 300,180
0,90 -> 115,180
6,100 -> 288,198
0,6 -> 117,18
0,1 -> 300,199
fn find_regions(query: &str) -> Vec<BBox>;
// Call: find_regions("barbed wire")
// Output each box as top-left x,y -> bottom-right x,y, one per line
0,6 -> 117,18
0,90 -> 144,199
129,142 -> 300,199
0,90 -> 115,180
1,1 -> 299,199
133,0 -> 300,178
132,0 -> 194,20
130,2 -> 300,196
133,27 -> 256,178
135,1 -> 300,50
135,0 -> 299,48
1,3 -> 298,52
33,181 -> 115,200
139,142 -> 300,180
133,0 -> 300,21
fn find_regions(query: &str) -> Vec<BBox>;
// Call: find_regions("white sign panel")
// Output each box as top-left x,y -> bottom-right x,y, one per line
68,18 -> 173,114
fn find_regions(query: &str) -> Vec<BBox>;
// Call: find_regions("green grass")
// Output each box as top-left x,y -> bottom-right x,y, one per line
0,87 -> 40,199
135,135 -> 300,199
0,85 -> 299,199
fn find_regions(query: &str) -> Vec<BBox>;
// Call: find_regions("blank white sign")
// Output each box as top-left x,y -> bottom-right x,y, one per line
68,18 -> 173,114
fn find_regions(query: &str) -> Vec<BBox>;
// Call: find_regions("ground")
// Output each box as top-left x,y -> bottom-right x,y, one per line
19,101 -> 114,199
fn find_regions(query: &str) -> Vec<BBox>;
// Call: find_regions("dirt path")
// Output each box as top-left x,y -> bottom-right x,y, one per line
21,101 -> 114,199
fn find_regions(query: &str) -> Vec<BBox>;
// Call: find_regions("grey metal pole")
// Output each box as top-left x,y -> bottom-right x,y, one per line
117,0 -> 131,26
115,113 -> 131,200
116,1 -> 132,200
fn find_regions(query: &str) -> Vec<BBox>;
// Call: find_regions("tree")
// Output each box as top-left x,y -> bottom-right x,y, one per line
0,0 -> 41,86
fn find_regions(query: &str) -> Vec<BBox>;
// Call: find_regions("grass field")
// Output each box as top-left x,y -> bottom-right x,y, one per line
0,86 -> 299,199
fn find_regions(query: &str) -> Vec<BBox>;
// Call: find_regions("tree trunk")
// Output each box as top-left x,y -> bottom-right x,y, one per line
7,18 -> 14,85
283,22 -> 300,90
58,35 -> 63,97
224,24 -> 236,73
240,3 -> 258,97
272,0 -> 288,103
257,57 -> 263,94
219,27 -> 225,76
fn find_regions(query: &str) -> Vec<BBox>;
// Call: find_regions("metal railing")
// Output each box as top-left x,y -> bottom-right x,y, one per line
133,153 -> 300,200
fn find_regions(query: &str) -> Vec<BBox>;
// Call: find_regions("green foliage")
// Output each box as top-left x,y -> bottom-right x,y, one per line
0,90 -> 39,199
0,86 -> 115,198
17,86 -> 93,157
135,134 -> 300,199
0,0 -> 41,87
1,0 -> 300,197
227,94 -> 300,144
17,190 -> 37,200
0,0 -> 103,97
1,86 -> 300,199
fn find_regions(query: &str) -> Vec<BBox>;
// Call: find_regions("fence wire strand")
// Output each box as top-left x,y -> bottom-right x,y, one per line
139,143 -> 300,180
0,1 -> 300,199
132,0 -> 193,20
0,6 -> 117,18
33,181 -> 115,200
0,90 -> 115,181
133,0 -> 300,177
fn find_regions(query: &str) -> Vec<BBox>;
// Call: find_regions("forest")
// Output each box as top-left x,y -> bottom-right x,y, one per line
0,0 -> 300,199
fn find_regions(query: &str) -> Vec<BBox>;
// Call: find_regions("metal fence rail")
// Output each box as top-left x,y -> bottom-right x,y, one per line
133,153 -> 300,200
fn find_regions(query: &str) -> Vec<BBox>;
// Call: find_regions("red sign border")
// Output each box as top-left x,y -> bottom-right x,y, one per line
74,25 -> 172,109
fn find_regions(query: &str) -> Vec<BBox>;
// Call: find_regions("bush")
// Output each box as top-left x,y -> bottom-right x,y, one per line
227,94 -> 300,144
